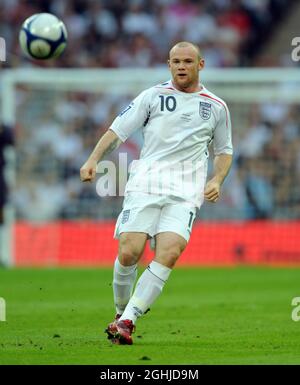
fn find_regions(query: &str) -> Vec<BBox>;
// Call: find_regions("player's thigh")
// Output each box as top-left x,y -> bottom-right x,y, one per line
154,203 -> 197,267
118,232 -> 148,265
157,203 -> 196,245
154,232 -> 187,268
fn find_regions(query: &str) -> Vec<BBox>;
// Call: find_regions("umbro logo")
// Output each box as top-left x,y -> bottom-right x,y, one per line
181,113 -> 192,122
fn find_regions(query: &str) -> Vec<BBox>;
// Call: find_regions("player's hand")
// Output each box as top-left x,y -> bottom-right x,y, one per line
80,159 -> 97,182
204,179 -> 221,203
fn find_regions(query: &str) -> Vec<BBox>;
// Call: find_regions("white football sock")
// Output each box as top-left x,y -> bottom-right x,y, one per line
113,257 -> 137,315
119,260 -> 172,324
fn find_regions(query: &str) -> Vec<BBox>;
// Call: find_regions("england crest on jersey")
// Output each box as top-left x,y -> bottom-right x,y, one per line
199,102 -> 211,120
121,209 -> 130,224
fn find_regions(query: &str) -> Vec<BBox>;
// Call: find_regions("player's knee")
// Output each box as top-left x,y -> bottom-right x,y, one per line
119,247 -> 141,266
156,245 -> 184,268
118,236 -> 144,266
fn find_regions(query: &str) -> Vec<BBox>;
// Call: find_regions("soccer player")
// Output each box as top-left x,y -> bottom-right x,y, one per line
80,41 -> 233,345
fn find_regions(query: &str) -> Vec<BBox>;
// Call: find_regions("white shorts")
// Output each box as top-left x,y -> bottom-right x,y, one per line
114,192 -> 197,244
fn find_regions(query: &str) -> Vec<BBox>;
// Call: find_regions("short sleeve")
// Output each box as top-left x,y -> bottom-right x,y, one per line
213,103 -> 233,155
109,89 -> 151,142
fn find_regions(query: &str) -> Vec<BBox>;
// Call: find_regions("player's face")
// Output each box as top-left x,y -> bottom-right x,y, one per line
168,47 -> 204,92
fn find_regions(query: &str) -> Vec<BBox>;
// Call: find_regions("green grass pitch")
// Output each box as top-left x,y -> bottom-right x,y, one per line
0,267 -> 300,365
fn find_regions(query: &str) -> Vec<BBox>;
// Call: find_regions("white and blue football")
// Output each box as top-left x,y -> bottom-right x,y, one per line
19,13 -> 67,60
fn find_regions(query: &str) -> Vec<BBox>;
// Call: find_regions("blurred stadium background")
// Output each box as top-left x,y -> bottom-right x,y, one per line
0,0 -> 300,267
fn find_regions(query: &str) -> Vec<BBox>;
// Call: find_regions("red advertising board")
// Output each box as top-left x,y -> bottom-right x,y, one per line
14,221 -> 300,266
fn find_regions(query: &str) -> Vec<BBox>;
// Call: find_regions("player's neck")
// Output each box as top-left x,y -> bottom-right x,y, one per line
172,80 -> 202,93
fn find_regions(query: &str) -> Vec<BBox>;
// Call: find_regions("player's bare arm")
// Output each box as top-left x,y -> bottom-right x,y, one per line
204,154 -> 233,203
80,129 -> 122,182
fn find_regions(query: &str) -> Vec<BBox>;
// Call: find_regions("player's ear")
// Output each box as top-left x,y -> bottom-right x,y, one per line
167,59 -> 171,69
198,58 -> 205,71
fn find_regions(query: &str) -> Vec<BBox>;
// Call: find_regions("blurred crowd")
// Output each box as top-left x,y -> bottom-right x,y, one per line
1,0 -> 299,221
13,88 -> 300,222
0,0 -> 293,68
207,102 -> 300,220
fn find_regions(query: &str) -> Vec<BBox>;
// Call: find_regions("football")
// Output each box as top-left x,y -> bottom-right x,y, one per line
19,13 -> 67,60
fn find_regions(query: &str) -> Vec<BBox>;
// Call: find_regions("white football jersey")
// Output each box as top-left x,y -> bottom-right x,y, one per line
110,80 -> 233,207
